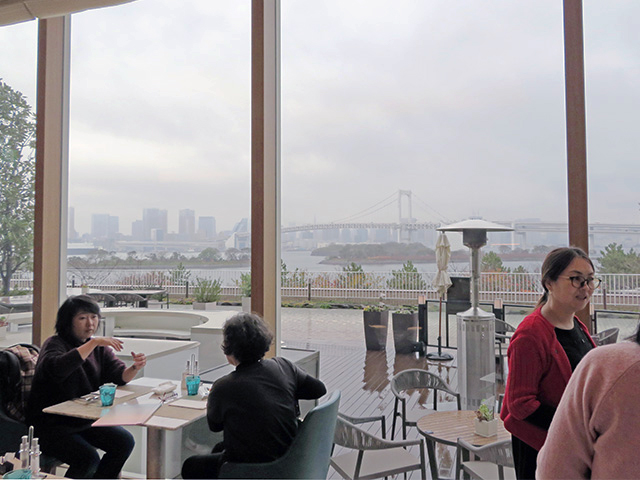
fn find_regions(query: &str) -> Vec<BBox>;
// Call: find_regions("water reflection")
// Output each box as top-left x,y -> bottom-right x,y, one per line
362,350 -> 390,396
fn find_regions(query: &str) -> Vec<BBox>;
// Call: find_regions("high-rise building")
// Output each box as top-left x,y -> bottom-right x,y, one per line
131,220 -> 144,240
179,209 -> 196,239
198,216 -> 216,239
68,206 -> 78,240
91,214 -> 119,239
142,208 -> 168,240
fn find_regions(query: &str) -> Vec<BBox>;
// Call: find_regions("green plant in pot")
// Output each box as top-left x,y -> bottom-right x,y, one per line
193,278 -> 222,310
474,399 -> 498,437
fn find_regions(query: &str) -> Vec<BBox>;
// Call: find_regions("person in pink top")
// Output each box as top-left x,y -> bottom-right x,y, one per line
537,327 -> 640,479
500,247 -> 598,479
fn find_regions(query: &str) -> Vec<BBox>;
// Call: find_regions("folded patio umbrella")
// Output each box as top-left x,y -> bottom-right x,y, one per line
428,232 -> 453,360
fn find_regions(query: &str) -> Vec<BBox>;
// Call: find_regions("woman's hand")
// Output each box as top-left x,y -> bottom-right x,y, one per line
131,351 -> 147,371
93,336 -> 125,351
123,351 -> 147,383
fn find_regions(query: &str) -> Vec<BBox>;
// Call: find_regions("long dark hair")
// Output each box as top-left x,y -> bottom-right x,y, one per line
56,295 -> 101,343
536,247 -> 594,309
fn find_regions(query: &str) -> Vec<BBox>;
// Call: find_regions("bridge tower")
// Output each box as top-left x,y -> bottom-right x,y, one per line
398,190 -> 414,243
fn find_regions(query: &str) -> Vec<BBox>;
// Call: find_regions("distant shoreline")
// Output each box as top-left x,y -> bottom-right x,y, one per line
319,251 -> 546,266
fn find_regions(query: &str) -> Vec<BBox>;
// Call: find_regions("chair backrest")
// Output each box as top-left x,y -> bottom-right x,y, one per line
458,438 -> 514,467
596,327 -> 619,346
495,319 -> 516,335
391,369 -> 461,410
219,390 -> 341,479
334,414 -> 389,450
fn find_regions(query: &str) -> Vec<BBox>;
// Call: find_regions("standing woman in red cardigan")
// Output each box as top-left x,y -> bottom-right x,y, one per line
500,247 -> 598,479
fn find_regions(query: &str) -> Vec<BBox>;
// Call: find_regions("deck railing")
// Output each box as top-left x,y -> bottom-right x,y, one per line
8,269 -> 640,308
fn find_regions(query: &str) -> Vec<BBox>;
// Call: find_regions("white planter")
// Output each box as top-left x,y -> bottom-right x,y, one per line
0,324 -> 6,339
241,297 -> 251,313
193,302 -> 217,311
474,418 -> 498,437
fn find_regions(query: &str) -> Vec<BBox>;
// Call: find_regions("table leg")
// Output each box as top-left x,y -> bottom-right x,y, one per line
146,427 -> 166,479
425,438 -> 440,480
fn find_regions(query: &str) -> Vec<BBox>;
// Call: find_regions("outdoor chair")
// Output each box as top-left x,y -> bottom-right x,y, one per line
591,327 -> 619,346
218,390 -> 340,479
114,293 -> 145,308
87,293 -> 116,307
455,438 -> 515,480
495,319 -> 516,382
330,412 -> 427,480
390,369 -> 461,440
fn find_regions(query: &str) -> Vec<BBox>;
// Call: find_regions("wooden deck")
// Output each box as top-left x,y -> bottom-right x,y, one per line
285,339 -> 465,479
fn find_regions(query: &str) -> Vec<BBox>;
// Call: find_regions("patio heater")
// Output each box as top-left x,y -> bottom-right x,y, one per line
438,219 -> 513,410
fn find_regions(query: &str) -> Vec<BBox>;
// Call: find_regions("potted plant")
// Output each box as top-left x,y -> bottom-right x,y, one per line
81,283 -> 89,294
0,316 -> 7,339
192,278 -> 222,310
392,306 -> 419,354
363,304 -> 389,351
474,399 -> 498,437
237,272 -> 251,313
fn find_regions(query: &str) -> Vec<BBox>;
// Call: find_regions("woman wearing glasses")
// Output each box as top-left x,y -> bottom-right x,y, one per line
500,247 -> 598,479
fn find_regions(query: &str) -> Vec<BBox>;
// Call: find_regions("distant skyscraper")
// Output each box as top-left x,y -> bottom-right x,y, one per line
131,220 -> 144,240
179,209 -> 196,239
68,207 -> 78,240
198,216 -> 216,239
91,214 -> 119,239
143,208 -> 168,240
91,214 -> 109,238
231,218 -> 249,234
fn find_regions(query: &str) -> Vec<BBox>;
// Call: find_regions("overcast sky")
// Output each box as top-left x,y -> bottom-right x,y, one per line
1,0 -> 639,236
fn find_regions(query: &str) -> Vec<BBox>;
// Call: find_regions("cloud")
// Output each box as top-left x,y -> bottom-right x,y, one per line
1,0 -> 639,238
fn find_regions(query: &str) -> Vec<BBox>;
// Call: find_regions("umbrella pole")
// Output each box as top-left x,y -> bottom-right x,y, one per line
426,295 -> 453,361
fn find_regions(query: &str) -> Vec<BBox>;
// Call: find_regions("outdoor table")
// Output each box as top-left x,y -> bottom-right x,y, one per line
102,289 -> 167,308
43,377 -> 208,479
416,410 -> 510,480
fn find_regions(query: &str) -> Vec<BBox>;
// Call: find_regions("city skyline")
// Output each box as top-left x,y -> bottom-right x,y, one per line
1,2 -> 639,236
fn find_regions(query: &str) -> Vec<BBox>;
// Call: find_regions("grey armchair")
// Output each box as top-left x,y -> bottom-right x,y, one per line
456,438 -> 515,480
331,412 -> 426,480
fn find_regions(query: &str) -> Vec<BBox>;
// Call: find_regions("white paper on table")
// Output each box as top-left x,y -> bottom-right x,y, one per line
170,398 -> 208,410
145,416 -> 189,429
115,389 -> 135,398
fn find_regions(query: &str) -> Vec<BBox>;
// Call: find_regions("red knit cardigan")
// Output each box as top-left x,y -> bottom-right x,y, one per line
500,307 -> 596,451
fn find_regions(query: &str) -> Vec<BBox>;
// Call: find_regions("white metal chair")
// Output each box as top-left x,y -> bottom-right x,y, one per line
331,412 -> 427,480
455,438 -> 515,480
391,369 -> 461,440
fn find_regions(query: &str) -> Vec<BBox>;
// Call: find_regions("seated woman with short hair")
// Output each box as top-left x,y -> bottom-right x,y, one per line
182,312 -> 327,479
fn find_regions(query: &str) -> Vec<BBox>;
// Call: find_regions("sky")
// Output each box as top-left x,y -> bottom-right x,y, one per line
1,0 -> 639,237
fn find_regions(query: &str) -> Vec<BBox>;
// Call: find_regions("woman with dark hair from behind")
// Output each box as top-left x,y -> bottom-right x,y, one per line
537,324 -> 640,478
500,247 -> 598,479
181,312 -> 327,479
27,295 -> 147,479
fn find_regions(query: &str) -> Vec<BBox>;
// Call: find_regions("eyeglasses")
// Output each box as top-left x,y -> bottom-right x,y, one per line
559,275 -> 601,290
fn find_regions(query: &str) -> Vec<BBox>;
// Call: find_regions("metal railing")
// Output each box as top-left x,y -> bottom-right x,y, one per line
7,269 -> 640,308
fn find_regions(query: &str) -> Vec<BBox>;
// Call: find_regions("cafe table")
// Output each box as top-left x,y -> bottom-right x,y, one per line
416,410 -> 510,480
42,377 -> 209,479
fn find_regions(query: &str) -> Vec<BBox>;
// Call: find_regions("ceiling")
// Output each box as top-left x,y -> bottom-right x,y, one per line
0,0 -> 135,27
